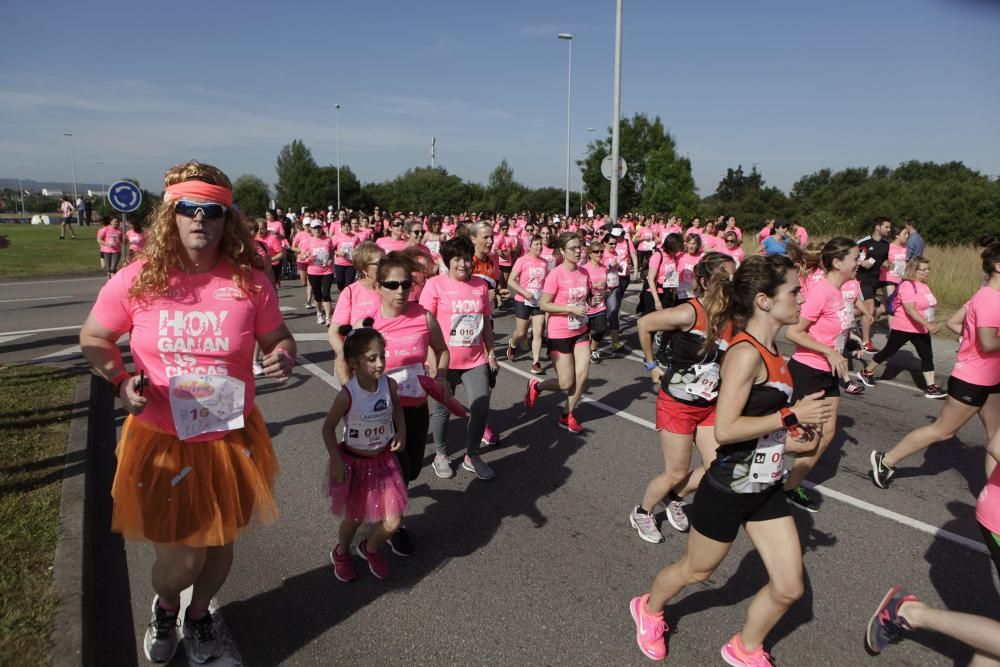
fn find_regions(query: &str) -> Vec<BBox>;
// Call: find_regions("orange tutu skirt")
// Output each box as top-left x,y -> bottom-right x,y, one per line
111,406 -> 279,547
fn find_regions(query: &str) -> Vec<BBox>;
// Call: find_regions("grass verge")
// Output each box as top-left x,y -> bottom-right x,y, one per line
0,223 -> 102,278
0,365 -> 80,665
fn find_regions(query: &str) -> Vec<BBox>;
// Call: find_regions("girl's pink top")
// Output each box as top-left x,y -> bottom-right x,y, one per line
635,226 -> 657,252
540,245 -> 559,272
303,236 -> 334,275
332,281 -> 380,326
802,267 -> 825,299
791,277 -> 854,372
581,263 -> 609,315
542,263 -> 591,339
647,250 -> 677,294
376,237 -> 408,253
702,235 -> 725,252
329,232 -> 358,267
952,286 -> 1000,386
608,238 -> 634,276
355,227 -> 373,243
292,230 -> 312,263
98,226 -> 123,253
880,243 -> 907,284
419,275 -> 492,369
90,259 -> 283,441
841,278 -> 862,311
891,280 -> 936,334
256,234 -> 284,266
266,220 -> 284,237
976,465 -> 1000,535
368,303 -> 431,407
494,234 -> 518,267
511,255 -> 548,303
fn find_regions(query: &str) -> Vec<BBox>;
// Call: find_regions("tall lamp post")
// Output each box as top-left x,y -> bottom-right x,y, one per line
17,165 -> 26,216
558,33 -> 573,218
63,132 -> 79,205
97,161 -> 106,197
609,0 -> 623,224
335,104 -> 342,210
581,128 -> 596,214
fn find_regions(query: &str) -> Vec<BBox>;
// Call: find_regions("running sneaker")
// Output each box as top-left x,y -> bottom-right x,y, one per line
182,612 -> 224,664
844,380 -> 866,395
481,425 -> 498,446
628,594 -> 667,661
611,341 -> 625,353
721,633 -> 773,667
316,311 -> 324,325
530,362 -> 543,375
856,369 -> 877,388
305,301 -> 314,309
591,349 -> 602,362
870,450 -> 896,489
628,506 -> 664,544
357,539 -> 390,579
865,585 -> 918,655
432,453 -> 454,478
252,362 -> 264,377
506,342 -> 516,362
524,378 -> 540,409
862,340 -> 877,353
559,413 -> 583,434
462,455 -> 496,480
924,384 -> 946,399
784,486 -> 819,512
143,597 -> 179,664
665,500 -> 690,532
329,544 -> 357,582
388,527 -> 415,557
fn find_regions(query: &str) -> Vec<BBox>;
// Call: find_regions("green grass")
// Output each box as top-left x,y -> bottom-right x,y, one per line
0,365 -> 80,665
0,223 -> 103,278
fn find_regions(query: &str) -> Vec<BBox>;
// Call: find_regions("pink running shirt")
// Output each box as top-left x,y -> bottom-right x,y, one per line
976,465 -> 1000,535
292,230 -> 312,265
332,281 -> 380,326
98,226 -> 123,253
676,252 -> 704,300
419,275 -> 492,369
891,280 -> 936,334
792,277 -> 854,372
511,255 -> 548,304
580,263 -> 609,315
368,303 -> 432,407
329,232 -> 358,267
90,260 -> 283,441
542,263 -> 591,339
303,236 -> 334,275
376,237 -> 408,253
257,234 -> 284,266
880,243 -> 907,284
125,229 -> 144,254
647,250 -> 678,294
952,286 -> 1000,386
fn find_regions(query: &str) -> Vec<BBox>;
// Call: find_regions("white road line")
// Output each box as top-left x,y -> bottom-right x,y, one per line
0,276 -> 103,287
0,296 -> 73,304
0,334 -> 31,346
497,360 -> 990,557
296,355 -> 342,389
0,324 -> 81,336
292,333 -> 331,342
33,345 -> 81,361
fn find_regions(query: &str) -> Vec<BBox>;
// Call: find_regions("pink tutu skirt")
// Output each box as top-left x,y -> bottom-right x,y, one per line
327,445 -> 408,523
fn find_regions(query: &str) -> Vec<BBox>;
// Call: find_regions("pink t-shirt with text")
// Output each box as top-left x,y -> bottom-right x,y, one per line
90,260 -> 283,441
303,236 -> 334,275
292,230 -> 312,264
952,286 -> 1000,386
647,250 -> 678,294
257,233 -> 284,266
98,226 -> 123,253
880,243 -> 908,284
125,230 -> 144,254
329,232 -> 358,267
368,303 -> 431,407
580,262 -> 609,315
419,275 -> 492,369
891,280 -> 936,334
791,277 -> 854,372
376,237 -> 408,253
511,255 -> 548,304
542,263 -> 591,339
332,281 -> 380,326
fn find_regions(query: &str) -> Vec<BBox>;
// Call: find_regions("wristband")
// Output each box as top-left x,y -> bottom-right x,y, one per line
110,371 -> 130,398
275,347 -> 295,367
643,360 -> 658,371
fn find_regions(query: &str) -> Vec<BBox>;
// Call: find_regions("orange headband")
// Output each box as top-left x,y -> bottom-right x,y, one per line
164,181 -> 233,207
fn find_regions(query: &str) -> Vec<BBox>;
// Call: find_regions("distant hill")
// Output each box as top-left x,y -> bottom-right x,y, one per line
0,178 -> 105,194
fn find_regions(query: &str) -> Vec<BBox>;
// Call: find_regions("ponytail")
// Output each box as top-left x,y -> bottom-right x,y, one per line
340,318 -> 383,362
701,278 -> 737,356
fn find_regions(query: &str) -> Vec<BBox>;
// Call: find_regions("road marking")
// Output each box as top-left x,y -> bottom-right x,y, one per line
497,359 -> 990,557
0,334 -> 31,346
33,345 -> 81,361
0,296 -> 73,304
292,333 -> 331,341
296,355 -> 342,389
0,324 -> 81,336
0,276 -> 104,287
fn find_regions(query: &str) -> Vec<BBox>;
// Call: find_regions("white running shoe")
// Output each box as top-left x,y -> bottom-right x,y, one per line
628,506 -> 664,544
665,500 -> 690,532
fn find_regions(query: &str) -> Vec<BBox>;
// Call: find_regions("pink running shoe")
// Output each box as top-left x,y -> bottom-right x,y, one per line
721,633 -> 773,667
628,594 -> 667,661
481,424 -> 498,446
524,379 -> 540,409
559,413 -> 583,434
357,539 -> 390,579
329,544 -> 356,582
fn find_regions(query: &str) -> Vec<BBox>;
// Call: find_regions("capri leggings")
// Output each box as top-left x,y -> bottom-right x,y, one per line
101,252 -> 121,273
395,403 -> 430,484
334,265 -> 357,291
307,273 -> 335,302
589,312 -> 608,342
605,280 -> 627,330
872,329 -> 934,372
431,363 -> 491,458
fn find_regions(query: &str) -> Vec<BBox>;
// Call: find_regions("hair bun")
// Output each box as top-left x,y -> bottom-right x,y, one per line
361,317 -> 375,327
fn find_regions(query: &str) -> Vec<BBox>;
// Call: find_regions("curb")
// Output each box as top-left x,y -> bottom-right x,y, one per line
50,371 -> 92,666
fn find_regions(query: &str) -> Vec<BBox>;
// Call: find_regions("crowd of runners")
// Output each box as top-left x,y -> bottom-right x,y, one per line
80,161 -> 1000,665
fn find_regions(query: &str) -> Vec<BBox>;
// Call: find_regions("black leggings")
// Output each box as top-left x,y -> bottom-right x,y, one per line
589,312 -> 608,342
101,252 -> 121,273
395,403 -> 430,484
334,265 -> 357,291
980,523 -> 1000,581
307,273 -> 334,302
872,329 -> 934,372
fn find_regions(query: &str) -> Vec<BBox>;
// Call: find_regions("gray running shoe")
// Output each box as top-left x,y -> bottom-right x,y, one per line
462,455 -> 496,480
871,450 -> 896,489
432,453 -> 454,478
664,500 -> 690,532
629,506 -> 664,544
183,612 -> 224,664
143,597 -> 179,664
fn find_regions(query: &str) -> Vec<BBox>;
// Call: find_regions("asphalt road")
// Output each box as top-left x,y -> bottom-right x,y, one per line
1,273 -> 996,666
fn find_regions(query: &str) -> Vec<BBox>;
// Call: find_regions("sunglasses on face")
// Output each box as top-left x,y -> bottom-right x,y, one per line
175,200 -> 228,220
410,229 -> 424,235
380,279 -> 413,290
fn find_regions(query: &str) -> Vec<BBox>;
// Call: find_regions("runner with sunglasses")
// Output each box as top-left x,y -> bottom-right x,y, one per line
507,234 -> 549,374
582,240 -> 612,362
376,219 -> 409,253
642,233 -> 684,314
329,242 -> 385,382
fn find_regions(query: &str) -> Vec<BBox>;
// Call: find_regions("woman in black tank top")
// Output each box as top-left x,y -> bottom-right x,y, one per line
629,255 -> 833,665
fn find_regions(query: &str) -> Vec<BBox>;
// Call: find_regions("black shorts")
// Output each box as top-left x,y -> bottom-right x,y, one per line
548,332 -> 589,356
789,358 -> 840,400
980,523 -> 1000,581
691,477 -> 791,544
859,281 -> 877,301
514,300 -> 542,320
947,375 -> 1000,408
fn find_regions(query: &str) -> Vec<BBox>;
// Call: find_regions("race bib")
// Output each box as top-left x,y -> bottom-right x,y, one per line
449,313 -> 484,347
546,256 -> 557,272
662,270 -> 679,289
589,290 -> 607,308
345,416 -> 394,450
639,240 -> 655,252
338,242 -> 354,259
606,271 -> 620,289
892,259 -> 905,277
925,294 -> 937,322
567,312 -> 586,330
312,247 -> 329,266
684,363 -> 720,400
169,374 -> 245,441
749,430 -> 786,484
526,290 -> 541,307
387,364 -> 426,399
426,240 -> 441,255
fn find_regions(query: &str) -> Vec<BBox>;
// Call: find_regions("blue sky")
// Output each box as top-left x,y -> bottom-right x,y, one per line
2,0 -> 998,198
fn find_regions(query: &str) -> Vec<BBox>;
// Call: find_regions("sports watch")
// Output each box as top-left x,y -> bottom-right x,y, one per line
643,360 -> 658,371
779,407 -> 799,429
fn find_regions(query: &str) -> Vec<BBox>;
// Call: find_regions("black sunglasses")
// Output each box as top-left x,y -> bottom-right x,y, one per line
380,279 -> 413,290
175,200 -> 227,220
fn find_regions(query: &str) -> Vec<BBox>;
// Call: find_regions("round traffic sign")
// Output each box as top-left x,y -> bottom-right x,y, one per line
601,156 -> 628,181
108,180 -> 143,213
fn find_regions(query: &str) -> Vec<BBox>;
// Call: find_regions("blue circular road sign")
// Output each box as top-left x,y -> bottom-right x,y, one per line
108,180 -> 143,213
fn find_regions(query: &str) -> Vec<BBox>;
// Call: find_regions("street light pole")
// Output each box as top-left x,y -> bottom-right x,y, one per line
17,166 -> 25,216
335,104 -> 341,210
609,0 -> 623,224
97,161 -> 106,197
63,132 -> 79,204
558,33 -> 573,218
582,128 -> 595,214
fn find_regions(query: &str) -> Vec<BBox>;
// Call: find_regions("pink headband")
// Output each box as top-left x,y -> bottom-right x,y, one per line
164,181 -> 233,207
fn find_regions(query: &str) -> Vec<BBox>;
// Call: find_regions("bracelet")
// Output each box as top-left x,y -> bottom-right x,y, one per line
275,347 -> 295,367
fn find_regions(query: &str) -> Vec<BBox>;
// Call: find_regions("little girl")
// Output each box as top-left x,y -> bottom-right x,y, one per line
322,323 -> 407,582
